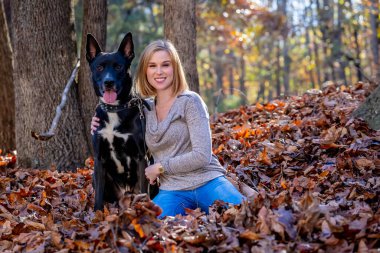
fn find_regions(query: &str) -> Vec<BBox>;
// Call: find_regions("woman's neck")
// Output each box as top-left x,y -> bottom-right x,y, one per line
156,89 -> 176,107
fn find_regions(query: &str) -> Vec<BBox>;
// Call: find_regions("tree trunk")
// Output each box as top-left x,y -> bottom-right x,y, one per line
317,0 -> 333,82
214,46 -> 225,107
282,31 -> 290,96
304,3 -> 316,88
353,85 -> 380,130
239,55 -> 247,105
332,0 -> 347,84
305,28 -> 316,88
347,0 -> 363,82
78,0 -> 107,155
12,0 -> 89,170
275,41 -> 281,97
163,0 -> 200,93
278,0 -> 290,96
369,0 -> 380,83
310,2 -> 321,87
2,0 -> 11,41
228,65 -> 234,96
0,0 -> 14,150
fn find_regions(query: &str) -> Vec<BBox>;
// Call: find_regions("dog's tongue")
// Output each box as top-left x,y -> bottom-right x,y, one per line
104,90 -> 117,104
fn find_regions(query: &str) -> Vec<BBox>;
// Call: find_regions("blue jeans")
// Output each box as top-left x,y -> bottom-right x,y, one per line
153,176 -> 245,218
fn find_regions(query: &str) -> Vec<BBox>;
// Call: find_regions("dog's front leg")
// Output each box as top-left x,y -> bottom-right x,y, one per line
94,159 -> 106,211
93,134 -> 106,211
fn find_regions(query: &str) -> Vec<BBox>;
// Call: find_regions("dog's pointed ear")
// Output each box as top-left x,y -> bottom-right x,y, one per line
118,32 -> 134,61
86,34 -> 102,63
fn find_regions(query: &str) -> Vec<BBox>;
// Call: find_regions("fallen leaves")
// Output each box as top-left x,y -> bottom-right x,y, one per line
0,82 -> 379,252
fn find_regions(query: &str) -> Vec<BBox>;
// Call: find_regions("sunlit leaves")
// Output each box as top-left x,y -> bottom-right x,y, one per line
0,82 -> 379,251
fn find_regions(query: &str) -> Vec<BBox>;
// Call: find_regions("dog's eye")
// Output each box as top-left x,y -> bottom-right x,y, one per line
96,65 -> 104,72
114,64 -> 122,71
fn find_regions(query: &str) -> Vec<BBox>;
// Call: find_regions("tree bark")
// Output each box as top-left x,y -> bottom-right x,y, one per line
0,0 -> 14,150
278,0 -> 290,96
275,41 -> 282,97
305,3 -> 316,88
317,0 -> 333,82
305,28 -> 316,88
239,55 -> 247,105
353,85 -> 380,130
2,0 -> 11,40
347,0 -> 363,82
214,46 -> 225,107
163,0 -> 200,93
12,0 -> 89,169
332,0 -> 347,84
369,0 -> 380,83
78,0 -> 107,155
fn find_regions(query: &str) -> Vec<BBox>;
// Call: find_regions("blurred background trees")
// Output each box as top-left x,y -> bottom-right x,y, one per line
0,0 -> 379,165
76,0 -> 378,112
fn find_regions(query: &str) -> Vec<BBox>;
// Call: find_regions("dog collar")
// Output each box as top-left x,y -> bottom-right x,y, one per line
99,102 -> 129,112
99,97 -> 143,113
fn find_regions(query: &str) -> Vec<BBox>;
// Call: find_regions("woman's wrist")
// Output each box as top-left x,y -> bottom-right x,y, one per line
157,164 -> 165,174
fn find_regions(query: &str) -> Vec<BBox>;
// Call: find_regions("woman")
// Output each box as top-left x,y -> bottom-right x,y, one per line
93,40 -> 245,218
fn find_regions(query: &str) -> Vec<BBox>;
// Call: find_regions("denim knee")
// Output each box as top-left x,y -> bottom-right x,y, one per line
196,176 -> 245,211
153,190 -> 195,218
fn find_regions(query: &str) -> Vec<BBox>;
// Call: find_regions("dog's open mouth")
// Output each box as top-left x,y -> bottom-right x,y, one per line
103,90 -> 118,104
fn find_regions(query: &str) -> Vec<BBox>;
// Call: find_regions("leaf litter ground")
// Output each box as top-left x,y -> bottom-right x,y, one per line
0,82 -> 379,252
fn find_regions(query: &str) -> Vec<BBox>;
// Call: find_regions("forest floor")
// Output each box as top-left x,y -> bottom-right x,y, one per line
0,82 -> 379,252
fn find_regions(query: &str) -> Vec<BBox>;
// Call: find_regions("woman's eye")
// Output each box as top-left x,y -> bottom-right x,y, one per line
96,65 -> 104,72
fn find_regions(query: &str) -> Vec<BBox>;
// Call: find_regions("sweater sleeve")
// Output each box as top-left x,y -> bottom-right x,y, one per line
160,95 -> 212,174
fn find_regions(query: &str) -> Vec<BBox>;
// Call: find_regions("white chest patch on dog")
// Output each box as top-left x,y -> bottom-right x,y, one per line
99,112 -> 132,174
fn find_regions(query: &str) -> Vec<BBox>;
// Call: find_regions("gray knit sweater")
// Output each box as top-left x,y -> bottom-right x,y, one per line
144,90 -> 225,191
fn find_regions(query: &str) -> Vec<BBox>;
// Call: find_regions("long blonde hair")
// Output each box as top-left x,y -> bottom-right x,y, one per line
135,40 -> 189,98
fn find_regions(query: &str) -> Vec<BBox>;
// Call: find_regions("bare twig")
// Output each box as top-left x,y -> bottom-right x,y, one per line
31,60 -> 80,141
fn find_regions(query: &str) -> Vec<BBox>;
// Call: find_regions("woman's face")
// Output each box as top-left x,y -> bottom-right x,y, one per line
146,50 -> 174,94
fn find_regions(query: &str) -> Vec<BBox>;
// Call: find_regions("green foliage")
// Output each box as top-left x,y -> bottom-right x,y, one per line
74,0 -> 163,71
215,94 -> 243,113
107,0 -> 163,72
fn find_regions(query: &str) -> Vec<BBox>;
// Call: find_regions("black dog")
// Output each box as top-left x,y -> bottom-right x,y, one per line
86,33 -> 156,210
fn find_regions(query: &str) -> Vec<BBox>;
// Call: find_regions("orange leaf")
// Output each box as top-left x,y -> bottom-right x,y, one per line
258,147 -> 272,166
240,230 -> 262,240
320,143 -> 344,149
40,190 -> 47,206
319,170 -> 329,178
264,103 -> 276,111
292,119 -> 302,127
132,218 -> 145,238
213,144 -> 225,154
256,102 -> 264,110
280,179 -> 287,189
85,157 -> 94,169
27,203 -> 47,215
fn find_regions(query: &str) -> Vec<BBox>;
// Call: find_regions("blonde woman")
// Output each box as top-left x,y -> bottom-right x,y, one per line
92,40 -> 244,218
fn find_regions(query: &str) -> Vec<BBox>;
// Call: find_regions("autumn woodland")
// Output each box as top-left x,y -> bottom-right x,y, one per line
0,0 -> 379,252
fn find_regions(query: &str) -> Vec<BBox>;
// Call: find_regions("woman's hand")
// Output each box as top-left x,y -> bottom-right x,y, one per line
91,116 -> 100,135
145,163 -> 162,184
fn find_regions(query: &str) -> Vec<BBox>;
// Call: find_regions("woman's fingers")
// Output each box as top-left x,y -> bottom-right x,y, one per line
90,117 -> 100,135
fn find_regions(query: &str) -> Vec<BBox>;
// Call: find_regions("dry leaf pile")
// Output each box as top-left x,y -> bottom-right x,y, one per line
0,82 -> 379,252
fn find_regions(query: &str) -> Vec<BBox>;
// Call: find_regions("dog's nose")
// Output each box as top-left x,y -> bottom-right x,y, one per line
104,80 -> 115,89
